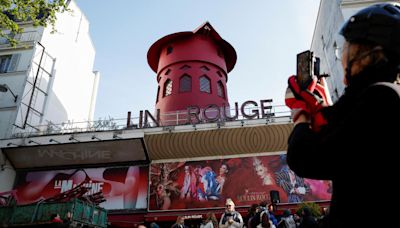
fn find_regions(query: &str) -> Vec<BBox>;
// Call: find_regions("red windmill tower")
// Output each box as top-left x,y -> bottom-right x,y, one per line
147,22 -> 237,126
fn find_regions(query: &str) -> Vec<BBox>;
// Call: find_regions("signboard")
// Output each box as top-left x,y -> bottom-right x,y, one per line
149,154 -> 331,210
14,166 -> 148,210
4,139 -> 147,168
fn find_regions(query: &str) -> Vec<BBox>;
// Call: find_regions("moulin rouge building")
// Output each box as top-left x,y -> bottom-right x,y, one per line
0,22 -> 331,227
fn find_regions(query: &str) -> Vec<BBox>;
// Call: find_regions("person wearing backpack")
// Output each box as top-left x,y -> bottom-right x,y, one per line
219,198 -> 243,228
277,210 -> 296,228
285,2 -> 400,228
249,202 -> 275,228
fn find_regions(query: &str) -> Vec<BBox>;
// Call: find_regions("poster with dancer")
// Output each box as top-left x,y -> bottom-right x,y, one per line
149,154 -> 331,210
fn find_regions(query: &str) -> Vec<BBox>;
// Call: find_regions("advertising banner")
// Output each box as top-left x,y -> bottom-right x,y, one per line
149,154 -> 331,210
4,139 -> 146,168
14,166 -> 148,210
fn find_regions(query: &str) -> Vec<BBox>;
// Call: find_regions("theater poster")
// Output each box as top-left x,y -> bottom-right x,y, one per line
14,166 -> 148,210
149,154 -> 331,210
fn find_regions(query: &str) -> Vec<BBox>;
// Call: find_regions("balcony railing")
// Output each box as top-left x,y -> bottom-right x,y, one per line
0,31 -> 39,46
9,105 -> 291,138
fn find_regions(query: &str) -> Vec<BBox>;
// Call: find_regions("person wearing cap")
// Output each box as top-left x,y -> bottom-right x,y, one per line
284,2 -> 400,228
219,198 -> 243,228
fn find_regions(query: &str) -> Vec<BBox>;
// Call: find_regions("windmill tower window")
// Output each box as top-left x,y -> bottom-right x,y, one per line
217,81 -> 225,98
199,75 -> 211,93
179,74 -> 192,92
164,79 -> 173,97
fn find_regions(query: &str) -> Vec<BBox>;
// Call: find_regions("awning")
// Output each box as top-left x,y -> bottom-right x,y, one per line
108,212 -> 146,227
145,123 -> 293,160
144,207 -> 249,222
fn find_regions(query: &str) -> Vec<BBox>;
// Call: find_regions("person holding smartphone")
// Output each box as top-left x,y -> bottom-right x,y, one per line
285,3 -> 400,228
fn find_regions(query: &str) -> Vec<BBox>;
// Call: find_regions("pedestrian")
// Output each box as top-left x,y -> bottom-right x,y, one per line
267,204 -> 278,227
244,203 -> 259,228
219,198 -> 244,228
277,209 -> 296,228
201,212 -> 219,228
50,213 -> 63,223
248,201 -> 274,228
299,207 -> 317,228
285,2 -> 400,228
171,216 -> 187,228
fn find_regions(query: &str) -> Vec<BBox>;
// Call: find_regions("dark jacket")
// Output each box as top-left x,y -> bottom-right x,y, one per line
299,208 -> 318,228
287,65 -> 400,228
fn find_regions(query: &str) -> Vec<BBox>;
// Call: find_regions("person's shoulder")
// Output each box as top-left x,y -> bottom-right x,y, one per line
365,82 -> 400,100
233,210 -> 242,216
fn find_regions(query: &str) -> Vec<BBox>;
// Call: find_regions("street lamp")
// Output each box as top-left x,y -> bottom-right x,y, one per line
0,84 -> 18,102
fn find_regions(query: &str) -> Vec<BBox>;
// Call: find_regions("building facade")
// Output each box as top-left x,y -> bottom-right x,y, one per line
0,0 -> 98,192
0,0 -> 99,139
310,0 -> 394,102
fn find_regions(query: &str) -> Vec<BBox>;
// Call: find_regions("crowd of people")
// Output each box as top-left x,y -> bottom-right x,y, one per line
135,198 -> 328,228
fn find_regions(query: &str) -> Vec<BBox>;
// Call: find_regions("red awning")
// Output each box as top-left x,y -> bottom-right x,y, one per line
274,201 -> 331,215
108,213 -> 146,227
106,206 -> 254,226
144,207 -> 249,222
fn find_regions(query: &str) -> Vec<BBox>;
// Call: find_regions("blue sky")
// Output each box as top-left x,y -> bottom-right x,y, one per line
75,0 -> 320,120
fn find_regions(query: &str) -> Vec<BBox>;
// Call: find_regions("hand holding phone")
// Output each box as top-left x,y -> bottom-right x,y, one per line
296,50 -> 323,90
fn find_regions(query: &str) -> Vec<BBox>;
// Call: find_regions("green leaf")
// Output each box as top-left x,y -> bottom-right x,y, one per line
0,0 -> 69,47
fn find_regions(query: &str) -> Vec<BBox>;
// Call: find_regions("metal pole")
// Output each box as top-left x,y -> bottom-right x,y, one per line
126,111 -> 131,128
23,42 -> 45,128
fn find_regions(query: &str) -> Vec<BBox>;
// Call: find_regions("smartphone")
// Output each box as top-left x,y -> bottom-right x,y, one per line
296,50 -> 323,89
296,50 -> 313,90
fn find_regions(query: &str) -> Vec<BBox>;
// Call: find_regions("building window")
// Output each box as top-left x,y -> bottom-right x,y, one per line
199,75 -> 211,93
180,64 -> 191,70
165,69 -> 171,75
180,74 -> 192,92
156,86 -> 160,103
0,32 -> 20,45
217,71 -> 223,77
0,36 -> 8,45
0,54 -> 20,73
167,46 -> 173,55
0,55 -> 12,73
217,81 -> 225,98
164,79 -> 172,97
200,65 -> 210,72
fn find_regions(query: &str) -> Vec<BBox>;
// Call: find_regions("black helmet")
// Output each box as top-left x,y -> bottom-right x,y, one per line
339,2 -> 400,57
